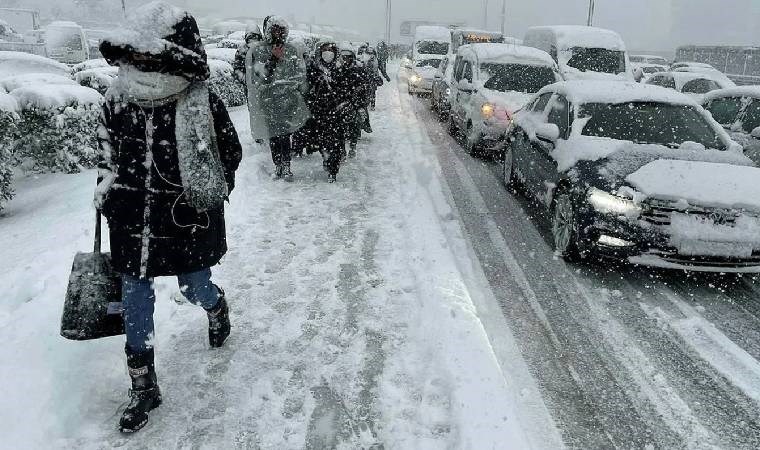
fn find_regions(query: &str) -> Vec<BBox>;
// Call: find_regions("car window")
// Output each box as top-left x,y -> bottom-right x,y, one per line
682,79 -> 720,94
653,75 -> 676,89
741,99 -> 760,133
463,61 -> 473,83
533,92 -> 553,113
416,59 -> 443,69
546,95 -> 570,139
480,63 -> 557,94
453,58 -> 464,81
705,96 -> 743,126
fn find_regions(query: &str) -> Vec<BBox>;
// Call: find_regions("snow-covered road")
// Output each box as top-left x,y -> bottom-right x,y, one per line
0,70 -> 560,449
403,73 -> 760,447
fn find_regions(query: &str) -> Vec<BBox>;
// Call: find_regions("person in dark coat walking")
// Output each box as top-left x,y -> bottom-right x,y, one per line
233,24 -> 263,84
376,40 -> 391,82
95,1 -> 242,433
358,44 -> 384,111
306,41 -> 348,182
336,45 -> 370,158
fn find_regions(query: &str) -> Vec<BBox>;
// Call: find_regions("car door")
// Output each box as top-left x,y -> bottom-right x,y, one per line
433,57 -> 448,103
514,92 -> 554,196
536,94 -> 571,205
450,57 -> 465,125
453,60 -> 475,129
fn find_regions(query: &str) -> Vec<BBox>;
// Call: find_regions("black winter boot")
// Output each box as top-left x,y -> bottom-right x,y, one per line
206,289 -> 230,348
120,347 -> 162,433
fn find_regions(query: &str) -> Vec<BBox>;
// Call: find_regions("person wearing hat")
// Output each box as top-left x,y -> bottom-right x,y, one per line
245,15 -> 310,181
96,0 -> 242,433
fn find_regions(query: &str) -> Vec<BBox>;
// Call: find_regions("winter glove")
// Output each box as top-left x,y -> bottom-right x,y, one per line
93,174 -> 115,212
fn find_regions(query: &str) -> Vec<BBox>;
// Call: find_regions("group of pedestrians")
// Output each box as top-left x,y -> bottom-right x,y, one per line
236,16 -> 388,183
91,1 -> 391,434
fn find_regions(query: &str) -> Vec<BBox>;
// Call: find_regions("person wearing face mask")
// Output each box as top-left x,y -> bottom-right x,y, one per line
359,44 -> 384,111
96,1 -> 242,433
305,41 -> 348,182
336,44 -> 370,158
233,24 -> 263,85
245,15 -> 310,181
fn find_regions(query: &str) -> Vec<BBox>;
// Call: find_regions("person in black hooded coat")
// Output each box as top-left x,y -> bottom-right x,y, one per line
96,1 -> 242,433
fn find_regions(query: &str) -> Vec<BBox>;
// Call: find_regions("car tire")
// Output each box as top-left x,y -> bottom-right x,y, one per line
464,123 -> 478,156
448,115 -> 458,138
552,188 -> 584,262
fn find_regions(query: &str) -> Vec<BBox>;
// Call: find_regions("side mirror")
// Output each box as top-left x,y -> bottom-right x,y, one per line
434,73 -> 442,80
535,123 -> 560,143
751,127 -> 760,139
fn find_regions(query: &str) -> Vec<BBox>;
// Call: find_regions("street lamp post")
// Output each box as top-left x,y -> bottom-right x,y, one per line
587,0 -> 595,26
385,0 -> 392,42
483,0 -> 489,29
500,0 -> 506,35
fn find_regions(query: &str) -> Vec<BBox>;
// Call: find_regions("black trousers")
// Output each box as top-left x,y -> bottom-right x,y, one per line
312,118 -> 344,175
270,134 -> 292,166
379,60 -> 391,81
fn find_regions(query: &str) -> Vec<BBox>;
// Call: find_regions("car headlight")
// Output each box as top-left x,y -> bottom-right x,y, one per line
481,103 -> 495,119
445,87 -> 451,96
410,74 -> 422,83
587,188 -> 642,217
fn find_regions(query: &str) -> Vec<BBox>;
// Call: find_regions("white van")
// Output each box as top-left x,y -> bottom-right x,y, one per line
413,25 -> 451,61
450,29 -> 504,54
44,21 -> 89,64
523,25 -> 633,81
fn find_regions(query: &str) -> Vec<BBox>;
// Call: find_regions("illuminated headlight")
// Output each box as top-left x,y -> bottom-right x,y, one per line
587,188 -> 642,217
481,103 -> 495,119
410,74 -> 422,83
598,235 -> 636,247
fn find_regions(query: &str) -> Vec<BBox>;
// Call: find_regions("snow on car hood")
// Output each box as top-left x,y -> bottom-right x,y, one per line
479,89 -> 533,114
626,159 -> 760,212
414,66 -> 439,79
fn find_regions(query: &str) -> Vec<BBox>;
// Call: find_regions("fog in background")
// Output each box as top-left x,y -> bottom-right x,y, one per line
3,0 -> 760,52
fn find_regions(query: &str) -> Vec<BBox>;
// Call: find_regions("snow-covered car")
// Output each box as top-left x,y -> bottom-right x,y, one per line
430,54 -> 455,120
503,80 -> 760,272
44,21 -> 89,64
630,54 -> 669,66
205,47 -> 237,65
523,25 -> 634,81
670,61 -> 736,88
703,86 -> 760,165
449,43 -> 560,156
0,51 -> 71,79
0,19 -> 23,43
645,71 -> 724,103
407,56 -> 445,95
631,62 -> 667,82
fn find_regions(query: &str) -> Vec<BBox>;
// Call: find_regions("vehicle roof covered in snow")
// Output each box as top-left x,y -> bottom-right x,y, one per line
526,25 -> 626,51
460,43 -> 556,67
703,85 -> 760,102
540,80 -> 697,106
414,25 -> 451,42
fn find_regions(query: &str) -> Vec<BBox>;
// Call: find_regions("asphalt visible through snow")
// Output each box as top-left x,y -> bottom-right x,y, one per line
401,79 -> 760,449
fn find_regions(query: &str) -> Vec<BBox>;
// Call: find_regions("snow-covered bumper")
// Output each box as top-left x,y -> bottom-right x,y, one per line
470,118 -> 510,153
579,192 -> 760,273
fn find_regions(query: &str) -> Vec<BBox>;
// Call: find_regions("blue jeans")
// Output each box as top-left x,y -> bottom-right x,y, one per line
122,268 -> 221,352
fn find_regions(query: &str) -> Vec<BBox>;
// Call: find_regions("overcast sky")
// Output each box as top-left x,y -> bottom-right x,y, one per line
182,0 -> 760,51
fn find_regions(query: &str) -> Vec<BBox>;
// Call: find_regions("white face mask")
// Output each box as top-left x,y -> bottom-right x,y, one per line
321,51 -> 335,64
117,64 -> 190,101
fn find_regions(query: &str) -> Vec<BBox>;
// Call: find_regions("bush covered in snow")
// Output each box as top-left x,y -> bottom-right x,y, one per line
0,93 -> 19,211
208,59 -> 246,107
11,85 -> 103,174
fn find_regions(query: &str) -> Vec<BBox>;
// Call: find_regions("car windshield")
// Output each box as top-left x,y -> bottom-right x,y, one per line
706,96 -> 743,125
416,41 -> 449,55
581,102 -> 725,150
567,47 -> 626,74
643,66 -> 664,74
416,59 -> 442,69
480,63 -> 556,93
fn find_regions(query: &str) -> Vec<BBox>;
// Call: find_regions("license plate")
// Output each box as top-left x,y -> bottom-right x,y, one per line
677,240 -> 752,258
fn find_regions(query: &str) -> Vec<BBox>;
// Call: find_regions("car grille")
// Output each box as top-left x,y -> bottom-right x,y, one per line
640,199 -> 740,227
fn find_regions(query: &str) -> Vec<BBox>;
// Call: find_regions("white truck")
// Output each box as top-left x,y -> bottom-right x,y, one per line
523,25 -> 633,81
412,25 -> 451,61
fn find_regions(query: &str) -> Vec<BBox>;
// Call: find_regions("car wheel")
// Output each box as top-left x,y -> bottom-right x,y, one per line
552,189 -> 583,262
503,143 -> 517,189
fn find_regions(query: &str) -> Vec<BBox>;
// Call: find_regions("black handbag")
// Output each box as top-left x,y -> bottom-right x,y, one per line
60,211 -> 125,340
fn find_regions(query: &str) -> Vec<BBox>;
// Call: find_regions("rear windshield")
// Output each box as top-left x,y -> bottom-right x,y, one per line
741,100 -> 760,133
706,96 -> 743,125
567,47 -> 626,74
580,102 -> 725,150
480,63 -> 556,94
416,41 -> 449,56
416,59 -> 442,69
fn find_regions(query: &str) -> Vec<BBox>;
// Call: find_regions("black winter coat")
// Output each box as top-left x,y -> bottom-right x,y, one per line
98,90 -> 242,279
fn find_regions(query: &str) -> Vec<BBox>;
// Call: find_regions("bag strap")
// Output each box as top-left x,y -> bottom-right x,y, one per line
94,210 -> 102,254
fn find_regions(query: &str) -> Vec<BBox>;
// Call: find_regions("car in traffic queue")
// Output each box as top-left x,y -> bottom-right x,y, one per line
670,61 -> 736,88
703,86 -> 760,165
407,55 -> 446,96
630,54 -> 670,66
430,54 -> 455,120
631,62 -> 667,82
448,43 -> 560,157
645,71 -> 726,103
502,80 -> 760,273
